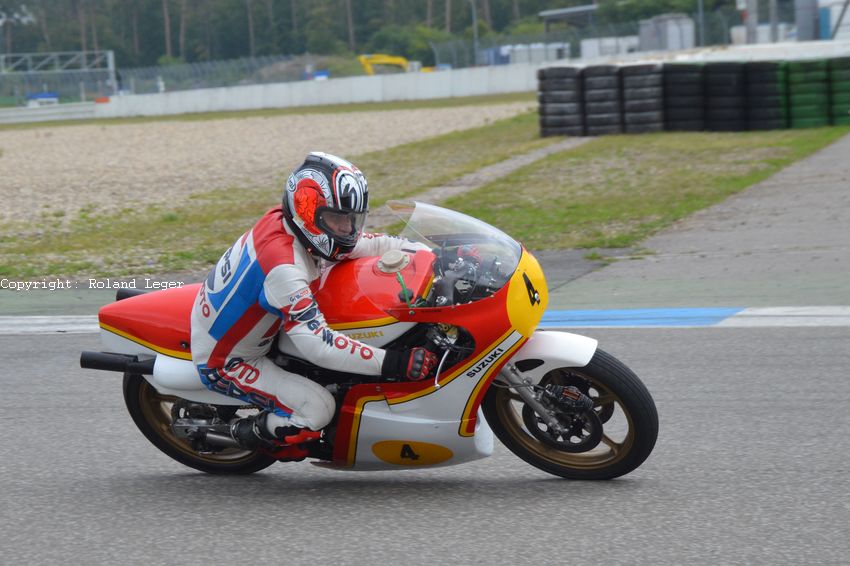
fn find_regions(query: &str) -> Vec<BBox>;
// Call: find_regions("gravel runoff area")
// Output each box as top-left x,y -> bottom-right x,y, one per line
0,102 -> 532,230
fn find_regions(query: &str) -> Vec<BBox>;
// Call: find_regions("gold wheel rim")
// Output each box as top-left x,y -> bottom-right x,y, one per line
494,369 -> 636,470
137,379 -> 258,465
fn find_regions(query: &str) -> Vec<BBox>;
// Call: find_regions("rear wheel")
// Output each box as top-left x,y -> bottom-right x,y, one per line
123,374 -> 276,474
482,349 -> 658,480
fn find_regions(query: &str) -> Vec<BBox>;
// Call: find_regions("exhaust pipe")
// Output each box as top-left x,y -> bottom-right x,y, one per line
80,351 -> 155,374
116,288 -> 148,301
203,432 -> 243,450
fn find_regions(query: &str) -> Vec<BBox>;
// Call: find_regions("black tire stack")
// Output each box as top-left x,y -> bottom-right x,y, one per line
704,62 -> 747,132
663,63 -> 704,131
621,63 -> 665,134
829,57 -> 850,126
746,61 -> 789,130
537,58 -> 849,138
788,59 -> 830,129
537,67 -> 584,137
583,65 -> 623,136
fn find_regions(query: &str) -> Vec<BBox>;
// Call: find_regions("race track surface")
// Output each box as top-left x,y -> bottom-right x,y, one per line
2,328 -> 848,565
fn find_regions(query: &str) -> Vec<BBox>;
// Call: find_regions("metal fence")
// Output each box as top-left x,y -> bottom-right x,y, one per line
0,51 -> 117,106
431,4 -> 799,69
0,53 -> 298,106
430,31 -> 575,69
118,54 -> 297,95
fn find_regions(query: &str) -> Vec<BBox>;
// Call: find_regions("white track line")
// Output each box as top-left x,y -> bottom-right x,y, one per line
1,307 -> 849,336
0,316 -> 99,335
715,307 -> 850,327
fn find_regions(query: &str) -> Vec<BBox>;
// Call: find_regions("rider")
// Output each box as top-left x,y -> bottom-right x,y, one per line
190,152 -> 439,453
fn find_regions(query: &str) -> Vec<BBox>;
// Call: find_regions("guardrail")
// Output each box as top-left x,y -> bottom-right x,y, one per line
0,102 -> 96,124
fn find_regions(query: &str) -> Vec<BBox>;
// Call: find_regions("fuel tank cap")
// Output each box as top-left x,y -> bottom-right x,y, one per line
377,249 -> 410,273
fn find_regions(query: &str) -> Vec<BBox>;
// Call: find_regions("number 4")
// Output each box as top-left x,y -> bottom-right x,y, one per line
400,444 -> 420,461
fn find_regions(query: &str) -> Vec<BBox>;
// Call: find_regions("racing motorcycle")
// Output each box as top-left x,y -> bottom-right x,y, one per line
80,201 -> 658,480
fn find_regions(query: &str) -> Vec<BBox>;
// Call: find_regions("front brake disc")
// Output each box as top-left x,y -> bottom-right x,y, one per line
521,404 -> 604,453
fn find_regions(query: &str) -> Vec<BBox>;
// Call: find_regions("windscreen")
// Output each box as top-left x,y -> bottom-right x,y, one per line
386,201 -> 523,303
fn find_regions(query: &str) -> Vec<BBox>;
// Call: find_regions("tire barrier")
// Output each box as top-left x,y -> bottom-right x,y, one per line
663,63 -> 704,131
830,57 -> 850,127
538,58 -> 850,137
622,63 -> 664,134
704,62 -> 746,132
583,65 -> 622,136
788,60 -> 830,129
537,67 -> 584,137
746,61 -> 788,131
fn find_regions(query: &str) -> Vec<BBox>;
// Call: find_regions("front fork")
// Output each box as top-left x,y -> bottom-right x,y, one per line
498,363 -> 567,435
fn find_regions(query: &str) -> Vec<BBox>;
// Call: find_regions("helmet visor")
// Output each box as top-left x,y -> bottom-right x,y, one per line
316,208 -> 367,245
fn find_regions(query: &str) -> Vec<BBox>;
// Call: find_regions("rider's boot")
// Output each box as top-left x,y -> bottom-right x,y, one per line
230,412 -> 277,450
230,412 -> 321,459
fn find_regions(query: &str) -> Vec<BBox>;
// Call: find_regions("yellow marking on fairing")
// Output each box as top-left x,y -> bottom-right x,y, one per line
346,394 -> 386,466
329,316 -> 399,331
99,323 -> 192,360
506,250 -> 548,338
458,333 -> 527,437
372,440 -> 454,466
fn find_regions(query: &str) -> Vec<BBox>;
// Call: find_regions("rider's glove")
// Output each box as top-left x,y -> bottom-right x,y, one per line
381,347 -> 439,381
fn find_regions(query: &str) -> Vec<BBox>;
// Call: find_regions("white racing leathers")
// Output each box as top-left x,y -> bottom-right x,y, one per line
190,206 -> 425,431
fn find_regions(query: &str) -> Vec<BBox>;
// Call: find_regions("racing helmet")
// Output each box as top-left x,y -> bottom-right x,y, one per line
282,152 -> 369,261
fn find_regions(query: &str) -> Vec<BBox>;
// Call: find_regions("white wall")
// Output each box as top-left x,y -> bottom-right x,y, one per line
93,63 -> 539,119
581,36 -> 640,59
0,102 -> 96,124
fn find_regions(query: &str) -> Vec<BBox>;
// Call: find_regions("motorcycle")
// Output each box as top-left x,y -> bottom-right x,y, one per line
80,201 -> 658,480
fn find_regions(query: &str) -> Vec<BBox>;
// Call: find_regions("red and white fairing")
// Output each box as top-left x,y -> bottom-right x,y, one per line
96,202 -> 598,470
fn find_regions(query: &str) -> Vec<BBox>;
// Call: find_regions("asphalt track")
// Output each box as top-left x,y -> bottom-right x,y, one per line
1,328 -> 848,565
2,133 -> 849,564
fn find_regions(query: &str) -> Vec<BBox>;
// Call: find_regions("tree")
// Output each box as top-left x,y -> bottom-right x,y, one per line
367,24 -> 451,65
75,0 -> 87,53
131,1 -> 140,56
481,0 -> 491,28
31,0 -> 52,49
264,0 -> 275,52
0,0 -> 700,68
162,0 -> 172,57
89,0 -> 100,57
344,0 -> 355,51
304,0 -> 345,54
245,0 -> 255,56
178,0 -> 188,58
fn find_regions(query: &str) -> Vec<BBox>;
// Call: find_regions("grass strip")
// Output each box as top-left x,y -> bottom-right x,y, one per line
5,124 -> 847,279
0,111 -> 555,278
442,127 -> 850,249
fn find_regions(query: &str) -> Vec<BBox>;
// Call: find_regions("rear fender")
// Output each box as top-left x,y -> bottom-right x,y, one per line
504,330 -> 598,384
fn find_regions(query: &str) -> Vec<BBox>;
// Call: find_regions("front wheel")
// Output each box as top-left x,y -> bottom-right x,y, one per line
123,374 -> 276,474
482,349 -> 658,480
